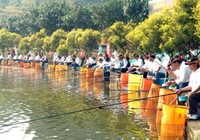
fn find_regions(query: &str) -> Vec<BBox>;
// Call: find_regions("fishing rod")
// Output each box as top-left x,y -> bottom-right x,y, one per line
0,75 -> 163,121
70,0 -> 169,72
0,91 -> 176,128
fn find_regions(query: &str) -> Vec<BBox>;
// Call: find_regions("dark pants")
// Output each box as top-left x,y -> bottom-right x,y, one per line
71,63 -> 80,71
42,61 -> 48,68
87,63 -> 96,68
154,72 -> 166,85
189,92 -> 200,115
177,82 -> 189,89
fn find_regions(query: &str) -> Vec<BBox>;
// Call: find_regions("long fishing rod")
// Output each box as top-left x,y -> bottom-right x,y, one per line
0,76 -> 161,121
0,91 -> 176,128
71,0 -> 169,71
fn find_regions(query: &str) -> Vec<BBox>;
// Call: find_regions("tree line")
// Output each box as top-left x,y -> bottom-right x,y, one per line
0,0 -> 200,57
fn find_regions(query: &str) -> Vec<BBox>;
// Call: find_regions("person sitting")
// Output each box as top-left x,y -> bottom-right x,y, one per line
127,53 -> 143,73
23,53 -> 29,63
175,57 -> 200,120
82,55 -> 96,68
165,55 -> 192,88
65,54 -> 73,66
94,57 -> 105,69
17,53 -> 23,62
139,53 -> 150,78
34,52 -> 41,63
120,54 -> 130,73
69,54 -> 80,71
52,52 -> 60,65
12,53 -> 18,62
27,54 -> 34,63
140,54 -> 167,85
40,53 -> 48,68
6,53 -> 13,64
59,54 -> 66,65
0,53 -> 3,65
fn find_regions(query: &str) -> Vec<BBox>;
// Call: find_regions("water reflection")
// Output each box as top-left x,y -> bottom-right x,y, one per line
0,67 -> 166,139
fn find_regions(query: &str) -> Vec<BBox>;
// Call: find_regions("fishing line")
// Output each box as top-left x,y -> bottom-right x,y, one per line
71,0 -> 168,71
0,91 -> 176,128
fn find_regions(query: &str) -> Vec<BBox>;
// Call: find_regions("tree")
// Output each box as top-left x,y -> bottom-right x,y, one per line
18,36 -> 31,54
75,29 -> 101,53
194,1 -> 200,38
172,0 -> 200,51
65,29 -> 79,52
123,0 -> 149,23
62,5 -> 95,31
91,0 -> 127,30
43,29 -> 67,52
103,21 -> 135,52
0,29 -> 21,53
38,1 -> 70,35
29,29 -> 47,52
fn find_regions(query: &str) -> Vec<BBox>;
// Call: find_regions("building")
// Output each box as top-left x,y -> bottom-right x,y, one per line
149,0 -> 174,14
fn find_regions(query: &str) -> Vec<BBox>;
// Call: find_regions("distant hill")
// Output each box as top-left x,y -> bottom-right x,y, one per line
0,0 -> 104,19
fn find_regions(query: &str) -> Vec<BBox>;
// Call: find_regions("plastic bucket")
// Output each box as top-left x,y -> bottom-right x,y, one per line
94,68 -> 103,82
157,88 -> 177,109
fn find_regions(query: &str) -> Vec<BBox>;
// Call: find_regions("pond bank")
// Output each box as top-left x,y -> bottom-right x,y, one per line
187,120 -> 200,140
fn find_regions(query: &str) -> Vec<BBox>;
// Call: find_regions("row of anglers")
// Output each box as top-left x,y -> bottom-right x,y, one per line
0,50 -> 200,120
0,50 -> 198,86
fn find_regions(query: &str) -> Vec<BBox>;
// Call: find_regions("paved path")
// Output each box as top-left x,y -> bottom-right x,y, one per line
187,120 -> 200,140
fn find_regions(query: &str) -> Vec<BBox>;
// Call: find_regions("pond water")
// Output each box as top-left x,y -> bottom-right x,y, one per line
0,67 -> 184,140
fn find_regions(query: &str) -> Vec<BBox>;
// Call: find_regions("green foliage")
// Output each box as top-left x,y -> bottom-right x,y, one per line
29,29 -> 47,52
75,29 -> 101,53
123,0 -> 149,23
194,1 -> 200,38
91,0 -> 127,30
18,36 -> 31,53
103,21 -> 135,51
126,0 -> 200,56
0,28 -> 21,52
45,29 -> 67,52
172,0 -> 200,51
65,29 -> 79,52
62,5 -> 95,31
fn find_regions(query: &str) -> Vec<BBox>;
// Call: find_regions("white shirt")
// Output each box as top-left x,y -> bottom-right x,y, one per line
52,54 -> 59,62
7,54 -> 12,60
86,57 -> 96,65
0,54 -> 3,59
34,55 -> 40,61
175,61 -> 192,84
23,55 -> 28,61
59,56 -> 66,63
148,58 -> 166,74
65,55 -> 73,63
131,58 -> 143,68
188,68 -> 200,92
142,59 -> 151,69
120,58 -> 128,69
40,55 -> 47,61
28,55 -> 34,61
94,61 -> 104,68
18,54 -> 23,60
13,54 -> 18,60
109,56 -> 119,66
75,57 -> 81,66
